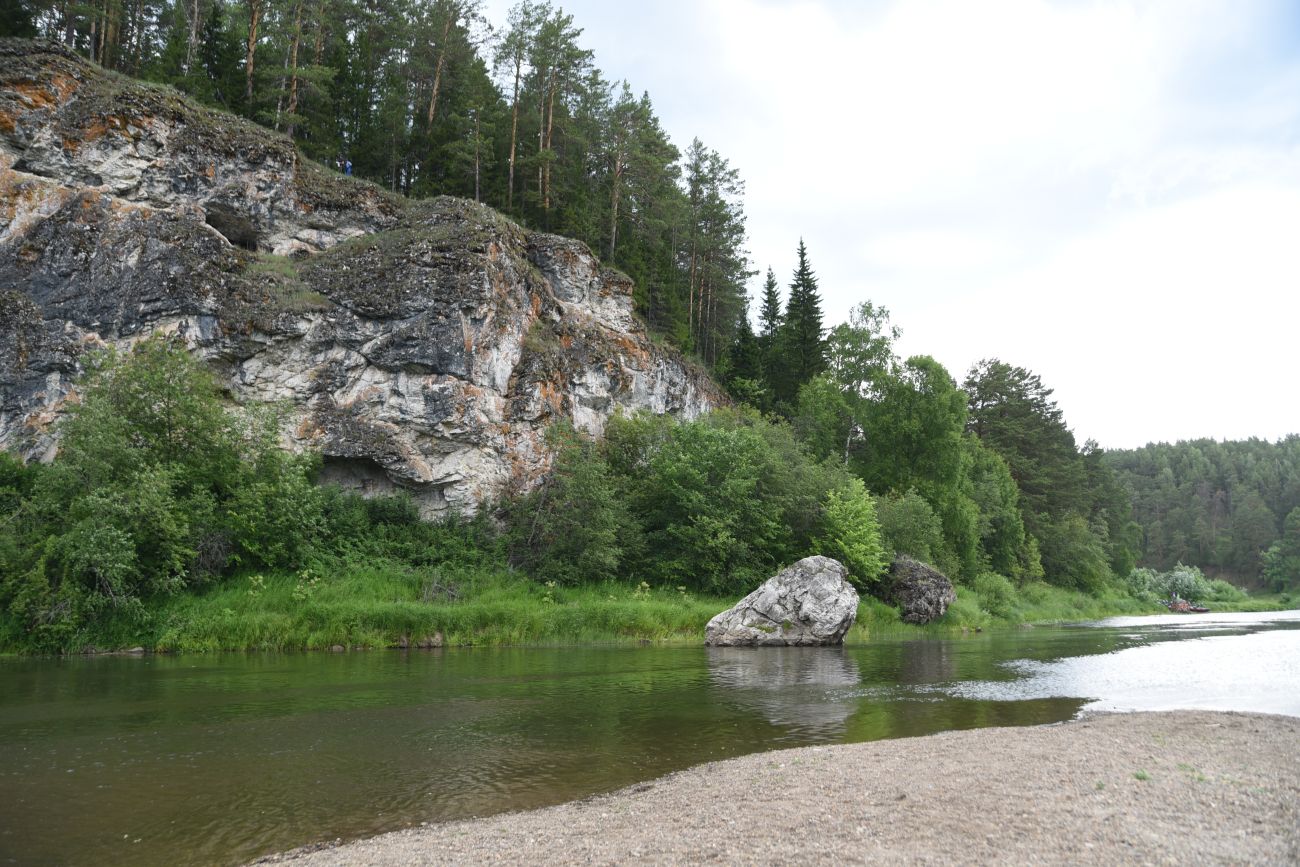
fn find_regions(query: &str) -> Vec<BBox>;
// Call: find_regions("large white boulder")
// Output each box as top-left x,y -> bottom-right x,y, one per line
704,556 -> 858,647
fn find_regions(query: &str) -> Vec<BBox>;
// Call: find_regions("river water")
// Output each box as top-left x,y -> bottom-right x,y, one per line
2,610 -> 1296,866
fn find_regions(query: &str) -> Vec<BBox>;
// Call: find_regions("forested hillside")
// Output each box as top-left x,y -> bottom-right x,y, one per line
1106,439 -> 1300,589
3,0 -> 753,362
2,3 -> 1294,654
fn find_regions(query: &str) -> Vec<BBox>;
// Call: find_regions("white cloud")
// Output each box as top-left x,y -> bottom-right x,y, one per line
484,0 -> 1300,447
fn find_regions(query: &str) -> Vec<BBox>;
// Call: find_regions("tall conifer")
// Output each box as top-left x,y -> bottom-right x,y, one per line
776,240 -> 826,406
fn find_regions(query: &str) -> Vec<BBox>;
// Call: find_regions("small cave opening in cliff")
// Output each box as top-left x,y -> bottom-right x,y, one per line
317,457 -> 399,497
204,204 -> 261,251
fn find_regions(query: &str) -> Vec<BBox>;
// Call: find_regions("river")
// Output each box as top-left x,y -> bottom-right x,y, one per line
1,610 -> 1296,866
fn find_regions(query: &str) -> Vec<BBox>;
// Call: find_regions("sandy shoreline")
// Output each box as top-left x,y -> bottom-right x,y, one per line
259,711 -> 1299,865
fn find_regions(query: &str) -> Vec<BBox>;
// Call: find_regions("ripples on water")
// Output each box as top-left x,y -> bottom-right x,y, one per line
0,611 -> 1295,866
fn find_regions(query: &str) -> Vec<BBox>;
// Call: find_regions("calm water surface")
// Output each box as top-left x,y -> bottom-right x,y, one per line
2,610 -> 1296,866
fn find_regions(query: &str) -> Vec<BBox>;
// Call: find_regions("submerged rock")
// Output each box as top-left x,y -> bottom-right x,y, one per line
886,556 -> 956,624
0,39 -> 724,515
704,556 -> 858,647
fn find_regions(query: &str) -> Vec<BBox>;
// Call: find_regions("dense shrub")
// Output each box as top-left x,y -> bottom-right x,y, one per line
506,409 -> 881,597
875,489 -> 947,569
0,339 -> 329,647
970,572 -> 1023,621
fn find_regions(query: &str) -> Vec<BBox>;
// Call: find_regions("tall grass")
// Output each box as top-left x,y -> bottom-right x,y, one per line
144,559 -> 728,652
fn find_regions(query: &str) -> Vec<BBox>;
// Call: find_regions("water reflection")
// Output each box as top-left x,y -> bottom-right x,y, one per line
1,612 -> 1295,867
707,647 -> 860,736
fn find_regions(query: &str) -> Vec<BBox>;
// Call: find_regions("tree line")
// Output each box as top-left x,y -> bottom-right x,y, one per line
1105,438 -> 1300,590
704,241 -> 1140,594
4,0 -> 753,363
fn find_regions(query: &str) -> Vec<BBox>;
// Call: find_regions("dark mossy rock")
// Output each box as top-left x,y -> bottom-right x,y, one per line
886,556 -> 957,625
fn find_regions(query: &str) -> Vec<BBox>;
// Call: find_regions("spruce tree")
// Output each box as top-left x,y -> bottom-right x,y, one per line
757,267 -> 782,344
776,240 -> 827,406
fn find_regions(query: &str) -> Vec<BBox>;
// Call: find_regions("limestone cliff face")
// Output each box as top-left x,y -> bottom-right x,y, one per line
0,40 -> 723,515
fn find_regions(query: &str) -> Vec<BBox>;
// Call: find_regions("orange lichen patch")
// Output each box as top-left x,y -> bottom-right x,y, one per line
295,418 -> 323,439
62,113 -> 138,151
8,75 -> 80,110
536,380 -> 559,409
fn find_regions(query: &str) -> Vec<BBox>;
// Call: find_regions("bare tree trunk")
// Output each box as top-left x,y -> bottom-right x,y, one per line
273,38 -> 291,128
87,2 -> 97,61
284,0 -> 304,138
473,111 -> 481,202
97,0 -> 109,64
312,0 -> 325,65
185,0 -> 200,73
608,155 -> 622,261
543,78 -> 556,218
245,0 -> 263,108
536,72 -> 546,212
687,236 -> 697,347
506,55 -> 521,211
425,7 -> 454,128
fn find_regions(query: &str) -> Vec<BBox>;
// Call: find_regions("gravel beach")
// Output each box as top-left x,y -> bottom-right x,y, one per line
261,711 -> 1299,865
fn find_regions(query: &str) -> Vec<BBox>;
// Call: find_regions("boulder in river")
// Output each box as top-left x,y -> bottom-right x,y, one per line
704,556 -> 858,646
886,556 -> 956,624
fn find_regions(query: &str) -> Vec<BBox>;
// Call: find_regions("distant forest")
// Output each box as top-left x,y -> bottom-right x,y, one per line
1106,439 -> 1300,589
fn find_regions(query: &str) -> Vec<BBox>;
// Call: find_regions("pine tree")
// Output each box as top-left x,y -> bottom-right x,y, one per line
775,240 -> 826,406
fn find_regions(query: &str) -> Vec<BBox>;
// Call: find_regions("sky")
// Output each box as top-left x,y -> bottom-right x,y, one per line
482,0 -> 1300,449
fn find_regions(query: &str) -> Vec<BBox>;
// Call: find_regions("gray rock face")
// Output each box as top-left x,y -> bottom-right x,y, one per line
886,556 -> 957,624
704,556 -> 858,647
0,40 -> 724,514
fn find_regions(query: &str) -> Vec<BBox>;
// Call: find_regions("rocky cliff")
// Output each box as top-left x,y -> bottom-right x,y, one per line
0,40 -> 723,515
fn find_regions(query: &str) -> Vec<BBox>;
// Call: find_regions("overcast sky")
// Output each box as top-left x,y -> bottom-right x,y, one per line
483,0 -> 1300,449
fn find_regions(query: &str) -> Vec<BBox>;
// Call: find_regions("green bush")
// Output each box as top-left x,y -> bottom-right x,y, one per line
970,572 -> 1023,622
505,424 -> 640,586
814,478 -> 885,587
1205,578 -> 1247,603
0,338 -> 329,648
875,488 -> 947,567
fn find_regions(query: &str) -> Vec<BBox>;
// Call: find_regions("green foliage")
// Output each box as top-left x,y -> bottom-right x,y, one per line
965,359 -> 1132,588
1036,514 -> 1112,592
505,410 -> 860,597
506,425 -> 640,586
814,478 -> 886,587
0,338 -> 327,649
875,489 -> 948,570
1128,563 -> 1214,603
634,415 -> 789,593
969,572 -> 1023,621
772,240 -> 827,405
1262,507 -> 1300,592
1108,437 -> 1300,584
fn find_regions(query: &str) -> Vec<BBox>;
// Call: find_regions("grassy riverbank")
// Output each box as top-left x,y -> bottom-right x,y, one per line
8,553 -> 1289,654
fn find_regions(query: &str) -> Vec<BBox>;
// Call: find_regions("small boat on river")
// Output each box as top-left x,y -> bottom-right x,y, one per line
1166,598 -> 1210,614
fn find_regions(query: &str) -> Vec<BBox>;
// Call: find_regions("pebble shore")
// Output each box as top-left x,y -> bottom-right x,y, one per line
259,710 -> 1299,865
